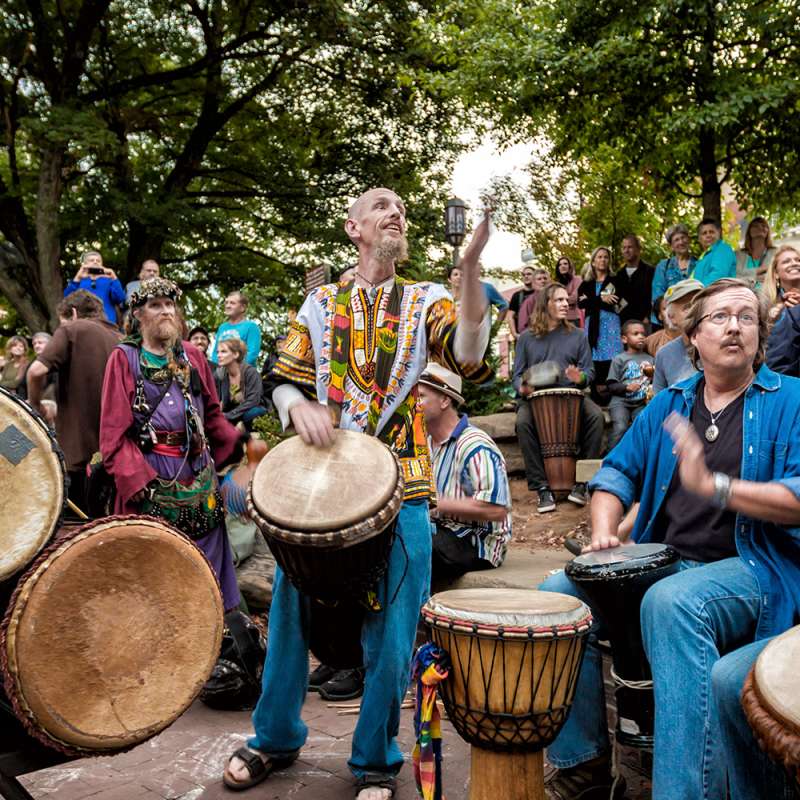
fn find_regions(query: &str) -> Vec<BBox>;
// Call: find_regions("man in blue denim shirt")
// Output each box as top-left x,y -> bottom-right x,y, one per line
542,279 -> 800,800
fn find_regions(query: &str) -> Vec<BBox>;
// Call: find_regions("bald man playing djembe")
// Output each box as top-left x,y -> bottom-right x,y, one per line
223,188 -> 494,799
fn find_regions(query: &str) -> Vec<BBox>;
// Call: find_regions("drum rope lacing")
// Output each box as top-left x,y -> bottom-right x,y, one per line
426,614 -> 590,751
607,667 -> 652,800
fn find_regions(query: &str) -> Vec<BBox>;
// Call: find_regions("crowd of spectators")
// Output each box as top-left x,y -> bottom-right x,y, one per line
501,215 -> 800,508
1,216 -> 795,521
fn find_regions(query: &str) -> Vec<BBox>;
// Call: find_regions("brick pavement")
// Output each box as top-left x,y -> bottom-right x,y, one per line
18,695 -> 471,800
17,689 -> 650,800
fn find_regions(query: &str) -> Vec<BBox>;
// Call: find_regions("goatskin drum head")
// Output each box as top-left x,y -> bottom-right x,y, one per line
567,542 -> 680,580
424,588 -> 591,630
0,388 -> 64,580
2,518 -> 224,753
754,625 -> 800,735
250,428 -> 399,532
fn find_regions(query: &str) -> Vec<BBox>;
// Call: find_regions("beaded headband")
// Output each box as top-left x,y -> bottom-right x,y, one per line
129,277 -> 182,309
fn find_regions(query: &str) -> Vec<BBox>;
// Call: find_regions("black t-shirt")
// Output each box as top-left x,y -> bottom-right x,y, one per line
662,379 -> 743,562
509,288 -> 536,316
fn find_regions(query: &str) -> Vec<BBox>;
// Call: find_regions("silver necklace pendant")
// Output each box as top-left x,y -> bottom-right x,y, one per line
705,424 -> 719,442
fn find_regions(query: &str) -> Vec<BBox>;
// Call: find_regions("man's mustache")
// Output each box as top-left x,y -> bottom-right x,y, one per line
720,335 -> 743,347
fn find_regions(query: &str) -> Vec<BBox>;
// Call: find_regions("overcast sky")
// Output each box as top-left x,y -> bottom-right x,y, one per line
451,138 -> 534,273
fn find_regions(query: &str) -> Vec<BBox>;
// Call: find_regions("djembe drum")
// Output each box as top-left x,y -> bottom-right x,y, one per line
529,388 -> 583,491
248,429 -> 404,668
565,542 -> 680,748
0,387 -> 65,583
742,624 -> 800,787
1,517 -> 224,755
422,589 -> 592,800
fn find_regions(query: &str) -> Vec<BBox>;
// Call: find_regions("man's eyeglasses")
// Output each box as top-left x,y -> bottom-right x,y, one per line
698,310 -> 759,327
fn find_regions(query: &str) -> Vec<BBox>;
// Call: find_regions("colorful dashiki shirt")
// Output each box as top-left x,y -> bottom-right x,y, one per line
429,415 -> 511,567
272,279 -> 492,501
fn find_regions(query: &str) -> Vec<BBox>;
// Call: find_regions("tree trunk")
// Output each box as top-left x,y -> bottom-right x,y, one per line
0,245 -> 52,332
699,128 -> 722,223
35,145 -> 68,327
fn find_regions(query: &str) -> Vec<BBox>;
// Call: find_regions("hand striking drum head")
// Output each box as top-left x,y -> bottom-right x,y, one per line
250,429 -> 399,532
0,388 -> 65,580
1,517 -> 224,755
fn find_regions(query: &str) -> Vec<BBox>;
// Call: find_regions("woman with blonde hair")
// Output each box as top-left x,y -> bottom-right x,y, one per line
0,335 -> 30,397
737,216 -> 776,288
761,243 -> 800,322
214,335 -> 267,430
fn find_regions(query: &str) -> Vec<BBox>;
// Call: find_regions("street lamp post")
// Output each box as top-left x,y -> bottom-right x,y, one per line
444,197 -> 467,266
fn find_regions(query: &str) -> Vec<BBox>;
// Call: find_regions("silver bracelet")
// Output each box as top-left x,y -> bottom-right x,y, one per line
711,472 -> 733,508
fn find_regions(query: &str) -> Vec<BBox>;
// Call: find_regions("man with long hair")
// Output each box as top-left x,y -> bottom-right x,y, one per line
513,283 -> 603,513
99,277 -> 243,611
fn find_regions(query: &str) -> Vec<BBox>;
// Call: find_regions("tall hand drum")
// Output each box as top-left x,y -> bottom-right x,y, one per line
565,542 -> 680,748
0,387 -> 65,583
742,624 -> 800,786
422,589 -> 592,800
529,388 -> 583,491
1,517 -> 224,755
248,429 -> 404,667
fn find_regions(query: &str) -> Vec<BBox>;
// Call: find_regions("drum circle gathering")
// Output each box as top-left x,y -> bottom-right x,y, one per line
0,189 -> 799,800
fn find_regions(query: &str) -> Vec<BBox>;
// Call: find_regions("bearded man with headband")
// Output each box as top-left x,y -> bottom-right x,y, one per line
99,277 -> 244,611
223,188 -> 494,799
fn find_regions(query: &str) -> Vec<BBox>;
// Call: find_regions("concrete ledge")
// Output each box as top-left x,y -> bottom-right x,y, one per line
576,459 -> 603,483
435,548 -> 570,594
471,412 -> 516,441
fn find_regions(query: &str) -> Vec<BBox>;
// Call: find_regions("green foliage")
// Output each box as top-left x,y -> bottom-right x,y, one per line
461,352 -> 515,416
440,0 -> 800,222
0,0 -> 467,329
252,412 -> 295,450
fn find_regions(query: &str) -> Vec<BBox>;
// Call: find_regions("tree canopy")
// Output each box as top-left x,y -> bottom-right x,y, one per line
442,0 -> 800,225
0,0 -> 463,331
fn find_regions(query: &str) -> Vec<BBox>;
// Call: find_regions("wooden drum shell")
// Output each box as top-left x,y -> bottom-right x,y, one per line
529,389 -> 583,492
428,622 -> 587,750
247,429 -> 404,604
422,589 -> 591,753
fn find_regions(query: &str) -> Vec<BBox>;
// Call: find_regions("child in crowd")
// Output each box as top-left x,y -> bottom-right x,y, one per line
606,320 -> 653,449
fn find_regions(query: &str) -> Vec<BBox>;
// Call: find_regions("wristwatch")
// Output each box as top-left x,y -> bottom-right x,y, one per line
711,472 -> 733,508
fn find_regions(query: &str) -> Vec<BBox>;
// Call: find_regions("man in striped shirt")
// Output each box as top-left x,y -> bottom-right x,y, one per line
418,363 -> 512,579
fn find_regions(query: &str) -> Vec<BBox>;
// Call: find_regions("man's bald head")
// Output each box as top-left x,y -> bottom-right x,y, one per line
344,187 -> 408,264
347,187 -> 404,222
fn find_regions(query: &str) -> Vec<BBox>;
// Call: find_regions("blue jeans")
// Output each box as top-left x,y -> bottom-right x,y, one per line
641,557 -> 762,800
541,557 -> 771,800
712,638 -> 795,800
248,500 -> 431,781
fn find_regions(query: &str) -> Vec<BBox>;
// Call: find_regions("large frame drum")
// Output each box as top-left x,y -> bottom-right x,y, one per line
1,517 -> 224,756
565,542 -> 680,748
0,388 -> 65,583
422,589 -> 591,800
529,388 -> 583,492
742,624 -> 800,787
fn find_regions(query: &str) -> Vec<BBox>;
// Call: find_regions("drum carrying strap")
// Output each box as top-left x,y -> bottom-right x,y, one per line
412,642 -> 450,800
327,278 -> 404,435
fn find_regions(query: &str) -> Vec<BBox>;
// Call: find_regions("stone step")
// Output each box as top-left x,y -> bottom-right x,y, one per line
471,411 -> 516,441
433,548 -> 570,594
